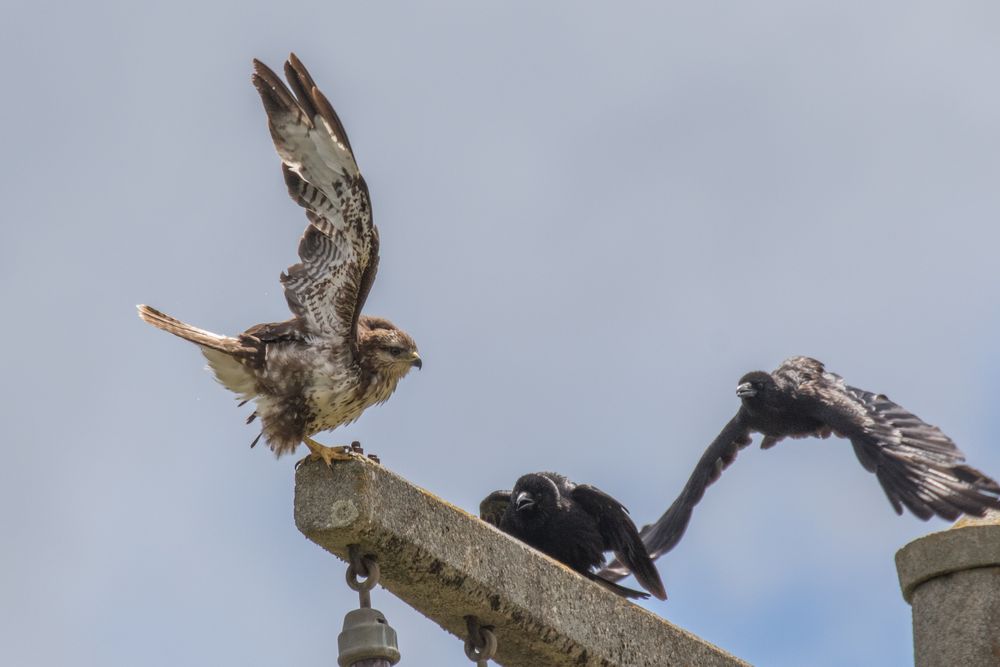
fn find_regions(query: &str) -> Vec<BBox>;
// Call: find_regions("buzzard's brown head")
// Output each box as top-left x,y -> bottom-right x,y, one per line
358,316 -> 421,376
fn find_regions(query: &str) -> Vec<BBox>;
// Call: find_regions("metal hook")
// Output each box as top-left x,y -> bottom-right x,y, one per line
464,615 -> 498,665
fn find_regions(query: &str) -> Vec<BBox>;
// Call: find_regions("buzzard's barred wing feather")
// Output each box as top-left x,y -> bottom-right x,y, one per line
251,56 -> 378,353
253,57 -> 360,185
598,413 -> 752,582
284,54 -> 356,155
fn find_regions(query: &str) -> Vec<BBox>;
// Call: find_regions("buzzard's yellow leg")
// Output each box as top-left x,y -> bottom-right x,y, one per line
301,435 -> 354,467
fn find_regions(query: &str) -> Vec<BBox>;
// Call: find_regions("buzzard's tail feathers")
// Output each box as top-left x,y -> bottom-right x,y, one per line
138,305 -> 258,398
137,305 -> 238,354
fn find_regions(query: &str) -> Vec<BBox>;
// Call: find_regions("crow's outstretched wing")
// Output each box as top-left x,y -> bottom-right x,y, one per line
571,484 -> 667,600
791,363 -> 1000,520
598,412 -> 752,582
251,55 -> 379,357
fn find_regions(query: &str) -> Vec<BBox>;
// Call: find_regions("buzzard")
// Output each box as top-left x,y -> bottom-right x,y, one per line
138,54 -> 421,465
599,356 -> 1000,581
480,472 -> 666,600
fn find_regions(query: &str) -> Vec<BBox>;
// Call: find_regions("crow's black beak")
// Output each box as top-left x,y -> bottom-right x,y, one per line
514,491 -> 535,512
736,382 -> 756,398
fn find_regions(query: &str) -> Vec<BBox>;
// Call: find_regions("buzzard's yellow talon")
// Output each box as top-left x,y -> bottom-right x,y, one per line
302,436 -> 354,467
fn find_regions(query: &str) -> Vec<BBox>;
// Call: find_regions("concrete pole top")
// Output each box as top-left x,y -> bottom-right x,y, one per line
294,457 -> 749,667
895,510 -> 1000,604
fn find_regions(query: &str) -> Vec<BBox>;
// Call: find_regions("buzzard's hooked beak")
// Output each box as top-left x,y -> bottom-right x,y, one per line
736,382 -> 756,398
410,354 -> 422,370
514,491 -> 535,512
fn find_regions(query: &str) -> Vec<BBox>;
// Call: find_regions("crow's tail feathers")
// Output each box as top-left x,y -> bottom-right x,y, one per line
585,572 -> 652,600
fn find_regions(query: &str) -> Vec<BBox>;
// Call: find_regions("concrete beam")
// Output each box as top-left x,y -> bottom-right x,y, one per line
895,511 -> 1000,667
294,457 -> 749,667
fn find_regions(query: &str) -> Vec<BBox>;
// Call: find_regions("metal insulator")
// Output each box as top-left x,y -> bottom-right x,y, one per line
337,607 -> 401,667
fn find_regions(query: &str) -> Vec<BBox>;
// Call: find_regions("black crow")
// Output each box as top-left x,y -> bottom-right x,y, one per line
600,356 -> 1000,581
480,472 -> 667,600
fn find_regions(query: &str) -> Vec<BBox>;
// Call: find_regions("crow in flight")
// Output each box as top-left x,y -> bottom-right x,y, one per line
480,472 -> 667,600
600,356 -> 1000,581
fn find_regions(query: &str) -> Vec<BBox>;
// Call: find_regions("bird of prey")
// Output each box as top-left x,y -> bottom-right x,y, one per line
600,356 -> 1000,581
480,472 -> 667,600
138,54 -> 421,465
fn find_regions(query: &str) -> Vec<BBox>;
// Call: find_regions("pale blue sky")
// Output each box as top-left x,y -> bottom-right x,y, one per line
2,2 -> 999,665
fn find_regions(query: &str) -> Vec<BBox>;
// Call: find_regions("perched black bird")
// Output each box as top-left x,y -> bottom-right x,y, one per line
600,356 -> 1000,581
480,472 -> 667,600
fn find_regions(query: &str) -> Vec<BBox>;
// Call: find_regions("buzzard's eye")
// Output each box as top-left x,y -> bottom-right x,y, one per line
388,347 -> 404,357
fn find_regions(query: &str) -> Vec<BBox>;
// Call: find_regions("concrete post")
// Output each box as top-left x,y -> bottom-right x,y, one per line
895,510 -> 1000,667
294,457 -> 750,667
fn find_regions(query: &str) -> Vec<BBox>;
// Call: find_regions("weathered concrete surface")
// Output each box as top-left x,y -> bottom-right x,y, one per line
895,510 -> 1000,667
295,457 -> 749,667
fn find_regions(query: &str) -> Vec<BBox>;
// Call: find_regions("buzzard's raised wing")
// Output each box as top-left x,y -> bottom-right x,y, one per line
251,55 -> 379,355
